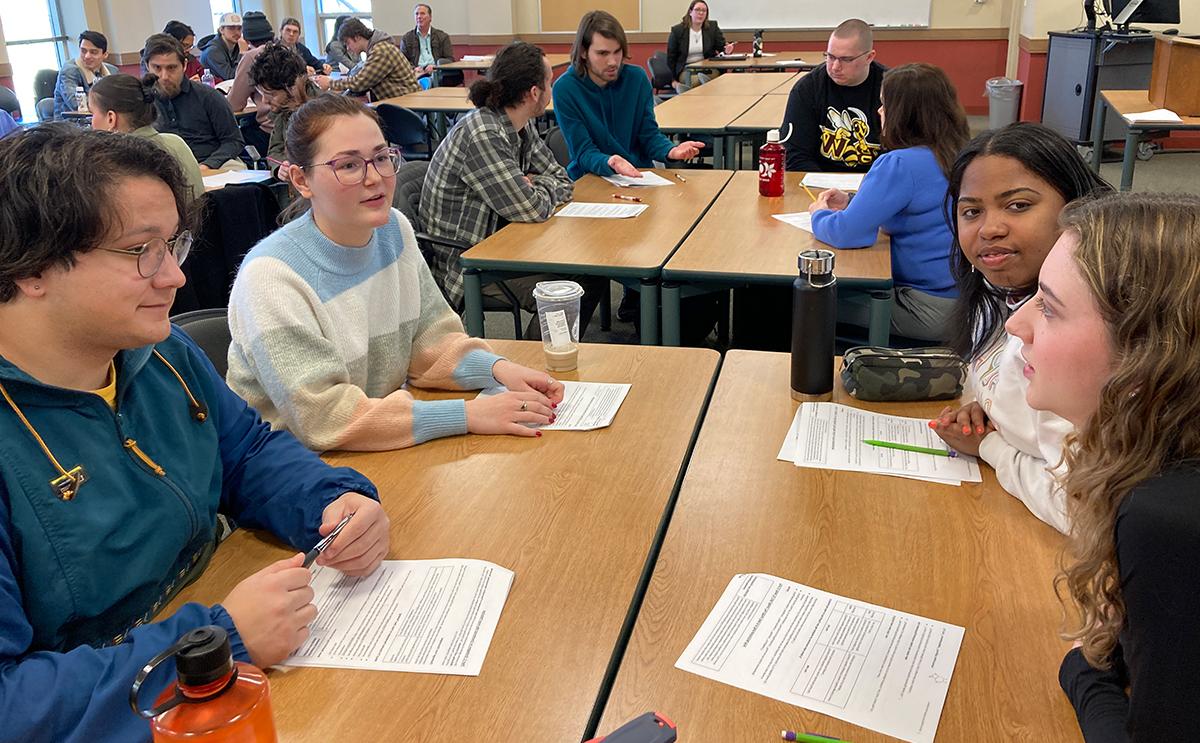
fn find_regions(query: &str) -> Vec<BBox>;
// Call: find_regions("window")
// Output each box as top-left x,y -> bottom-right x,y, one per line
317,0 -> 371,50
1,0 -> 68,120
208,0 -> 241,38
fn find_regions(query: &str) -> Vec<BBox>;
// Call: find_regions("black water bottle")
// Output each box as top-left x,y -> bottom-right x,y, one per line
791,249 -> 837,401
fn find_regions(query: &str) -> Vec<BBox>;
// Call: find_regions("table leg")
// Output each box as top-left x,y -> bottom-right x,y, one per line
867,290 -> 891,347
1119,129 -> 1138,192
1091,96 -> 1107,173
599,282 -> 612,332
713,135 -> 725,170
639,279 -> 660,345
661,283 -> 681,347
464,270 -> 485,338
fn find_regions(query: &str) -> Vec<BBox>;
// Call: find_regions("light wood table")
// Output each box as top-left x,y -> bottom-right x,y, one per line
661,170 -> 892,346
372,88 -> 553,143
769,75 -> 801,95
599,350 -> 1082,742
688,51 -> 822,72
681,72 -> 798,97
1090,89 -> 1200,190
167,339 -> 720,743
460,169 -> 733,344
727,94 -> 788,132
652,94 -> 763,168
435,52 -> 571,84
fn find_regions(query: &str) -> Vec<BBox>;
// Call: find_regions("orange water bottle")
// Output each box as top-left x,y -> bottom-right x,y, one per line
130,625 -> 278,742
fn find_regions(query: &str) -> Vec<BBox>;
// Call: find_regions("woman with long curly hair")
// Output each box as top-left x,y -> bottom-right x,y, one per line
1006,191 -> 1200,740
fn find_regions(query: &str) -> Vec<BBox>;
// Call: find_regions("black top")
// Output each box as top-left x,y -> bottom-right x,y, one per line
666,22 -> 727,81
152,79 -> 245,169
780,61 -> 886,173
1059,461 -> 1200,742
294,41 -> 323,70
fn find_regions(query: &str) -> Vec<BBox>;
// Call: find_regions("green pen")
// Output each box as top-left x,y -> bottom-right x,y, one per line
781,731 -> 852,743
862,439 -> 957,458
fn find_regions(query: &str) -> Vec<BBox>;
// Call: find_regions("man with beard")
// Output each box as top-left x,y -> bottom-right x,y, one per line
144,34 -> 245,174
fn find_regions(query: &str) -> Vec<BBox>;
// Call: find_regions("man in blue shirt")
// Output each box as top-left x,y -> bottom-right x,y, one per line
551,10 -> 703,181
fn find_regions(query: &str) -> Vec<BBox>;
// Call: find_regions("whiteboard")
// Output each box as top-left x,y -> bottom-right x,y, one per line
707,0 -> 931,30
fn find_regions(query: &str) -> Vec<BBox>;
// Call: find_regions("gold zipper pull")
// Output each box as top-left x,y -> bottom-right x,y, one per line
124,439 -> 165,476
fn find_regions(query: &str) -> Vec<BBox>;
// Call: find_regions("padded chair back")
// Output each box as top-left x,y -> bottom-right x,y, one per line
544,127 -> 570,168
34,69 -> 58,102
170,308 -> 233,378
647,52 -> 675,93
35,98 -> 55,122
376,103 -> 431,160
0,86 -> 20,120
391,160 -> 429,229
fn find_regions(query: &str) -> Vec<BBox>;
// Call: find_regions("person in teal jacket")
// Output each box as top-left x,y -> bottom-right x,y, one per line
551,10 -> 703,181
0,124 -> 391,742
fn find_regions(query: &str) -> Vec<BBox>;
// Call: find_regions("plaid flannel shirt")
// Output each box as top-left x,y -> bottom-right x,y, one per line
419,107 -> 573,308
330,39 -> 420,101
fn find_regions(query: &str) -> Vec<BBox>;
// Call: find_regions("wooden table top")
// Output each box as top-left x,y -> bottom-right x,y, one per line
769,75 -> 801,95
599,350 -> 1082,743
682,72 -> 798,97
440,52 -> 571,71
1101,89 -> 1200,127
664,170 -> 891,283
653,94 -> 764,133
727,94 -> 788,132
166,339 -> 720,743
461,169 -> 734,275
688,52 -> 822,71
373,88 -> 554,114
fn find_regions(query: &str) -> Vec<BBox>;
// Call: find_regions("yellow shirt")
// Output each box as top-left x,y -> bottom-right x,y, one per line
92,361 -> 117,410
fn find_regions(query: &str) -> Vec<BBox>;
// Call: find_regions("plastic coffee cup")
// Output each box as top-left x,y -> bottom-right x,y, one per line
533,280 -> 584,371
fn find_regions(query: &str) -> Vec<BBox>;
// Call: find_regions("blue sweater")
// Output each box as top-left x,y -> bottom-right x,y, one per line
551,64 -> 675,180
0,327 -> 377,742
810,146 -> 957,298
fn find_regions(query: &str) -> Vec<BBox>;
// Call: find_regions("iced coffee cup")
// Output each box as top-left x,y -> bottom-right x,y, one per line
532,280 -> 584,371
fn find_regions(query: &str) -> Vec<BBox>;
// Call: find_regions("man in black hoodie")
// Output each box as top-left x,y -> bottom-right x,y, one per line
780,18 -> 885,173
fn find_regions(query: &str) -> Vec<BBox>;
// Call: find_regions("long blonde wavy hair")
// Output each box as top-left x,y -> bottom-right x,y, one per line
1056,191 -> 1200,668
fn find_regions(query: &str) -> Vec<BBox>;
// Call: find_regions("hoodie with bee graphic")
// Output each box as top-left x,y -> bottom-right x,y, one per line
780,61 -> 886,173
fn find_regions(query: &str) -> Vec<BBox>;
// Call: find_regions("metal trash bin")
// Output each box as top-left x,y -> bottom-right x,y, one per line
985,77 -> 1023,130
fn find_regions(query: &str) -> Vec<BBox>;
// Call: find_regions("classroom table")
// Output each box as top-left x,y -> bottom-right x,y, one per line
723,94 -> 790,168
661,170 -> 893,346
768,75 -> 800,95
165,339 -> 721,743
652,94 -> 763,169
1090,89 -> 1200,191
680,71 -> 798,97
687,51 -> 823,73
598,349 -> 1083,742
434,52 -> 571,85
372,88 -> 554,142
460,169 -> 734,345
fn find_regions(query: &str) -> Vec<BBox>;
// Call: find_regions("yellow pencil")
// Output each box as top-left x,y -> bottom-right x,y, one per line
801,183 -> 818,201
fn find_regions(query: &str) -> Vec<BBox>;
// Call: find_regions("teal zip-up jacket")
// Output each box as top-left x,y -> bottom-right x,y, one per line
0,326 -> 378,742
551,63 -> 676,180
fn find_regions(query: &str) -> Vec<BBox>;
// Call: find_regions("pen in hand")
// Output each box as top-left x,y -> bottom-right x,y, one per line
303,513 -> 354,568
611,193 -> 643,202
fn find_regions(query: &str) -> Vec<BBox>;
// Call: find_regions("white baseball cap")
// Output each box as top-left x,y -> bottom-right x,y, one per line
219,12 -> 243,27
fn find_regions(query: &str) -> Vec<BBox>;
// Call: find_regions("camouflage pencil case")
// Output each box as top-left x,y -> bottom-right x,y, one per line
840,346 -> 966,402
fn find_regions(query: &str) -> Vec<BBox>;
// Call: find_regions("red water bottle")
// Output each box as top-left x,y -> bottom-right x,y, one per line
131,625 -> 278,742
759,128 -> 786,197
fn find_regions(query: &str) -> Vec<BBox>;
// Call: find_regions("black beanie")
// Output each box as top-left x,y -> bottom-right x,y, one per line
242,12 -> 274,45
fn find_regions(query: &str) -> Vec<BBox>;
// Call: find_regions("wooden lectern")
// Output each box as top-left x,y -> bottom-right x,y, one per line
1149,35 -> 1200,116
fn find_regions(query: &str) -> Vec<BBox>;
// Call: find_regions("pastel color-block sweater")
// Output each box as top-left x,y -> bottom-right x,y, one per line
227,208 -> 502,451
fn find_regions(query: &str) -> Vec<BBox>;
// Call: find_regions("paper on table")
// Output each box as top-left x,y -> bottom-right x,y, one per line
477,381 -> 631,431
772,212 -> 814,233
802,172 -> 865,191
202,170 -> 273,188
283,558 -> 513,675
677,573 -> 963,743
556,202 -> 649,219
1125,108 -> 1183,124
788,402 -> 980,484
603,171 -> 675,187
462,54 -> 492,61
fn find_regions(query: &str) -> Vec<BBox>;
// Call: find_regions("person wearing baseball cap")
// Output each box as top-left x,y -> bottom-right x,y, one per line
200,12 -> 245,81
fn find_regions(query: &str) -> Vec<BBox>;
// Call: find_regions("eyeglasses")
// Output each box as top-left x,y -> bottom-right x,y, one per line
823,50 -> 870,65
302,147 -> 402,185
97,231 -> 193,278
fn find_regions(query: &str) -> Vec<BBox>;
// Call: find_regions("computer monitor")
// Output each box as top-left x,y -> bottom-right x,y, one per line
1110,0 -> 1180,28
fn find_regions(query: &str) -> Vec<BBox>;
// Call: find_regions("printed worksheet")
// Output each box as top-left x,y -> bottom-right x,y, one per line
476,381 -> 631,431
555,202 -> 648,219
772,212 -> 814,233
603,171 -> 675,187
677,573 -> 964,743
284,558 -> 513,675
801,172 -> 866,191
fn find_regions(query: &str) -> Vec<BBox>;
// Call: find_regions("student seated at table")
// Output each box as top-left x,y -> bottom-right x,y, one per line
88,73 -> 205,200
780,18 -> 885,173
225,12 -> 278,157
0,124 -> 389,741
666,0 -> 734,93
199,12 -> 246,82
52,30 -> 118,120
806,63 -> 968,342
931,123 -> 1111,533
312,19 -> 420,101
1002,191 -> 1200,740
401,4 -> 455,80
162,21 -> 205,81
250,41 -> 321,177
421,41 -> 604,335
325,15 -> 356,72
144,34 -> 246,174
279,16 -> 329,74
226,95 -> 565,451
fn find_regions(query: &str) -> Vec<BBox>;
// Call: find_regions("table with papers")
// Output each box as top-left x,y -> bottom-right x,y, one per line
1091,90 -> 1200,191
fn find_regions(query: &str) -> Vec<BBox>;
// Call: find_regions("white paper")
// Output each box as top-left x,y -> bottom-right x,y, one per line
462,54 -> 492,61
556,202 -> 648,219
214,79 -> 234,94
1125,108 -> 1183,123
602,171 -> 675,188
772,212 -> 814,233
786,403 -> 980,485
678,574 -> 963,743
544,309 -> 572,348
476,381 -> 631,431
802,172 -> 866,191
202,170 -> 273,188
283,558 -> 513,675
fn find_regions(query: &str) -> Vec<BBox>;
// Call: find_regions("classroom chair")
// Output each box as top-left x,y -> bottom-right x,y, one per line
0,87 -> 21,122
376,103 -> 432,161
544,126 -> 569,168
33,69 -> 57,104
647,52 -> 678,101
35,98 -> 55,122
171,307 -> 233,378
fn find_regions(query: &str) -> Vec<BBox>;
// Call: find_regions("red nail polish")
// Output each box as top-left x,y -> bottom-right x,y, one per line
550,415 -> 556,423
536,431 -> 542,437
976,426 -> 985,434
927,420 -> 937,429
962,425 -> 971,435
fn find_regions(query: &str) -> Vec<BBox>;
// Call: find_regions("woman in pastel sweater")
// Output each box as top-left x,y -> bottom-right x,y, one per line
807,63 -> 970,341
227,95 -> 564,451
1006,192 -> 1200,740
930,123 -> 1111,533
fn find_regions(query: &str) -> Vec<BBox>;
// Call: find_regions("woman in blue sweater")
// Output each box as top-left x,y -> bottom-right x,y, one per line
808,62 -> 970,342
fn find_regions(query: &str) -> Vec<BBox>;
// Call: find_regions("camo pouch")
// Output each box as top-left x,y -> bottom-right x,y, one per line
840,346 -> 966,402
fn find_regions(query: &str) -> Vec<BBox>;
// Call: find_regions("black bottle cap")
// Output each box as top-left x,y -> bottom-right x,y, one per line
174,625 -> 235,687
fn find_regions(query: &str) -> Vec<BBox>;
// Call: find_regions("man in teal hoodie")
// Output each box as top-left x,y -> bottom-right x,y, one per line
552,10 -> 703,181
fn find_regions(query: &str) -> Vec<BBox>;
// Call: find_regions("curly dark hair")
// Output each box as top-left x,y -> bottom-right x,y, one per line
468,42 -> 547,110
250,41 -> 307,92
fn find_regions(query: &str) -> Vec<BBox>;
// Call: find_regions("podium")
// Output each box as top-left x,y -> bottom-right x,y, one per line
1150,35 -> 1200,116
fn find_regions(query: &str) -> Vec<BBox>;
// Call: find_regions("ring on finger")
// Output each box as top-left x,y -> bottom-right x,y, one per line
520,401 -> 528,412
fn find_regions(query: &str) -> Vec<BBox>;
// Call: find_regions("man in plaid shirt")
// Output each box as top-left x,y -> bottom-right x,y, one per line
313,19 -> 419,101
421,42 -> 603,333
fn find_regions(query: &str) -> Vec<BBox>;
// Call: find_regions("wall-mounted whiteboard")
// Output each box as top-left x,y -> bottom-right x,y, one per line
706,0 -> 932,30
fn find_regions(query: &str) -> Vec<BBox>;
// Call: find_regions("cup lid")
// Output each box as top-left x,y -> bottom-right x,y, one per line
532,280 -> 584,302
798,249 -> 835,275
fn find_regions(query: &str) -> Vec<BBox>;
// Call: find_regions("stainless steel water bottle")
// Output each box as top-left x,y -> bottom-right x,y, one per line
791,249 -> 837,401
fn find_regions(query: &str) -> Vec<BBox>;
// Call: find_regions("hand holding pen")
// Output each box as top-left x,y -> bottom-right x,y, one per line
309,492 -> 391,576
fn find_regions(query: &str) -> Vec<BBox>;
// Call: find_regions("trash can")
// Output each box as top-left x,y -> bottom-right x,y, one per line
985,77 -> 1023,130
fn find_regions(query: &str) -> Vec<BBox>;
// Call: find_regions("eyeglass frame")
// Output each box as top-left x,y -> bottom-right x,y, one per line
96,230 -> 193,279
300,147 -> 404,185
822,50 -> 872,65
